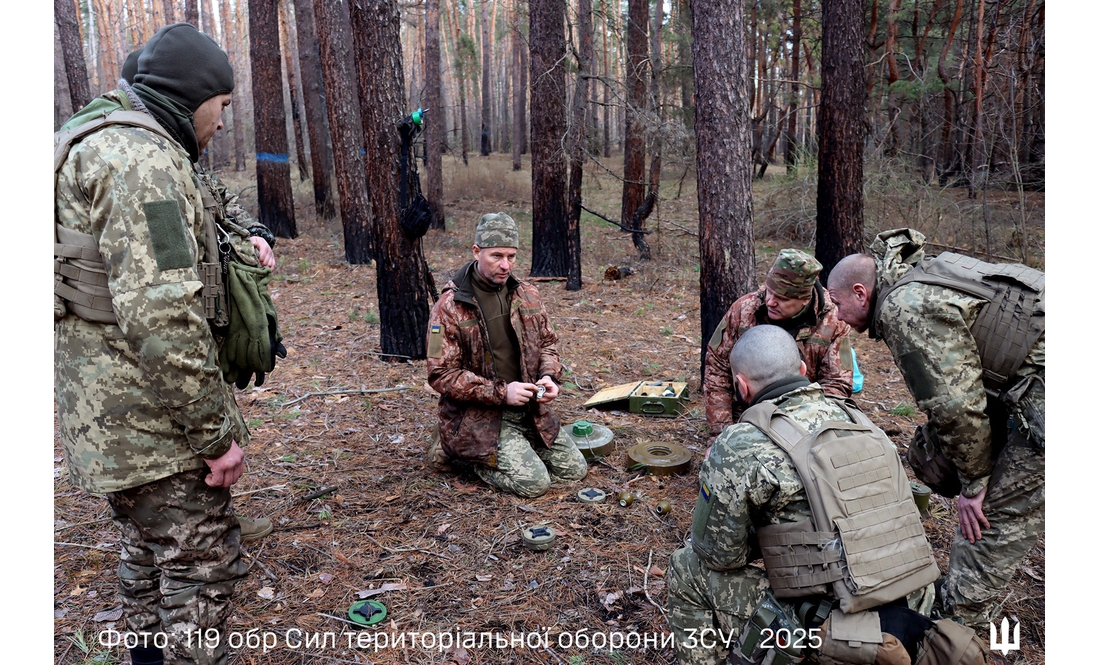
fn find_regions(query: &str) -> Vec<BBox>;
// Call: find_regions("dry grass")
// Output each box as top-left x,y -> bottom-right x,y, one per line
54,154 -> 1044,665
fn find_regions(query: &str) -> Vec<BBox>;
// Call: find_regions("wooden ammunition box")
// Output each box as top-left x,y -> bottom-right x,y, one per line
583,381 -> 690,418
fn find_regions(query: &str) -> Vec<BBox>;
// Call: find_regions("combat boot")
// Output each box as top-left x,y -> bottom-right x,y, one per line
426,437 -> 452,473
239,515 -> 273,542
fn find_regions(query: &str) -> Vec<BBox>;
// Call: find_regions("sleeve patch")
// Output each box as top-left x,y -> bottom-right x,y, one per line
840,337 -> 853,370
143,200 -> 192,271
427,324 -> 443,358
707,318 -> 728,350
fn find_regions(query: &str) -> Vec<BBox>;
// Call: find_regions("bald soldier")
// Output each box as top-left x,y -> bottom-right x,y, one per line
827,228 -> 1045,630
425,213 -> 588,497
669,325 -> 955,665
704,249 -> 853,443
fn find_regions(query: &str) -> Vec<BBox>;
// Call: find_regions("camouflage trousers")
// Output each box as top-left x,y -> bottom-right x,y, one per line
941,425 -> 1045,630
106,468 -> 247,665
474,410 -> 588,498
667,547 -> 780,665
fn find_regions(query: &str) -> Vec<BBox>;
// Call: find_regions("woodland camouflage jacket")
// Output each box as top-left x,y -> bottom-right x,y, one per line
869,228 -> 1045,497
703,284 -> 853,439
55,103 -> 247,494
426,262 -> 563,467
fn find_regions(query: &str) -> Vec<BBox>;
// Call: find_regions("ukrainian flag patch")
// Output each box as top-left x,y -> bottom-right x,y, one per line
699,482 -> 711,502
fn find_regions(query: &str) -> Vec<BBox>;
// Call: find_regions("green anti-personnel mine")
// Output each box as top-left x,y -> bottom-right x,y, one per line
655,499 -> 673,515
522,525 -> 556,551
562,421 -> 615,461
910,481 -> 932,517
348,599 -> 387,627
577,488 -> 608,504
625,442 -> 692,476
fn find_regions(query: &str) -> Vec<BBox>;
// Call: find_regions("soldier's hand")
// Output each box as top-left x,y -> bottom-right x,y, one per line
536,376 -> 559,403
957,487 -> 989,543
250,236 -> 276,268
506,381 -> 538,406
204,441 -> 245,488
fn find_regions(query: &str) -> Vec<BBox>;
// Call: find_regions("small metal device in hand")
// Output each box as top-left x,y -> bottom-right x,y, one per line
536,385 -> 546,400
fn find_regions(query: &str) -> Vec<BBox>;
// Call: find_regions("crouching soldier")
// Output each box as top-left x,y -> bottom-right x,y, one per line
667,326 -> 987,665
425,213 -> 588,498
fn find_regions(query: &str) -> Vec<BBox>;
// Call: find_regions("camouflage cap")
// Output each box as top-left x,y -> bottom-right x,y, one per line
765,248 -> 822,299
473,212 -> 520,248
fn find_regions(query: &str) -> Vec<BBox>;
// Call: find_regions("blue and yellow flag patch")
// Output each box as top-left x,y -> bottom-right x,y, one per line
699,481 -> 711,502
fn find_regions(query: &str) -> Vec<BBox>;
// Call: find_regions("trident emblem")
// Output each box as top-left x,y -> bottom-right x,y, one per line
989,617 -> 1020,656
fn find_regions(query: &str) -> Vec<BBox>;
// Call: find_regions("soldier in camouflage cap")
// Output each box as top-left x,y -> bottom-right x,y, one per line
473,212 -> 521,249
55,23 -> 256,665
703,249 -> 853,449
424,212 -> 587,497
829,229 -> 1045,631
669,326 -> 941,665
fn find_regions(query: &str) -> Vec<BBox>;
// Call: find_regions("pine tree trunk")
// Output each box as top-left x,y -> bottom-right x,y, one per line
815,0 -> 865,278
223,0 -> 247,172
621,0 -> 650,260
250,0 -> 298,238
56,0 -> 90,113
480,0 -> 493,155
279,0 -> 310,183
692,0 -> 755,374
519,31 -> 529,154
528,0 -> 569,277
294,0 -> 338,220
313,0 -> 374,262
162,0 -> 177,23
185,0 -> 198,26
348,0 -> 435,359
784,0 -> 801,172
425,0 -> 447,228
512,0 -> 525,169
566,0 -> 593,291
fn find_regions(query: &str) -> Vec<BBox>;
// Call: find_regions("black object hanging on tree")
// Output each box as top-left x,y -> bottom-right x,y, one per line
398,108 -> 432,239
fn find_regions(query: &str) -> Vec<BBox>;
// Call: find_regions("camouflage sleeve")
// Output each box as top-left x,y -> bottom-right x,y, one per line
878,283 -> 992,494
535,298 -> 563,383
426,297 -> 509,404
703,298 -> 752,439
696,427 -> 789,567
80,132 -> 236,458
814,318 -> 854,400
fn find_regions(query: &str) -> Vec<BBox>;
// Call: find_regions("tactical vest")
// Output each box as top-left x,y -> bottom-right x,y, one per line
54,110 -> 227,327
875,251 -> 1044,391
741,400 -> 940,614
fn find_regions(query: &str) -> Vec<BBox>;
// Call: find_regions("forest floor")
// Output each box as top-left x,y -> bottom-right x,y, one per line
53,154 -> 1045,665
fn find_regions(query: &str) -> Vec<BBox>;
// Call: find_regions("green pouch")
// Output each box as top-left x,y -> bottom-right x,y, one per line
218,261 -> 285,388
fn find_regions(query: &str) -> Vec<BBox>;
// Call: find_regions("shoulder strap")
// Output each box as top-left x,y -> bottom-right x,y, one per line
55,110 -> 173,173
739,402 -> 809,454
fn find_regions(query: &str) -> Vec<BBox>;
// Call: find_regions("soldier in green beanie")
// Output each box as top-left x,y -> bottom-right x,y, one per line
703,249 -> 854,449
55,23 -> 258,665
425,213 -> 588,497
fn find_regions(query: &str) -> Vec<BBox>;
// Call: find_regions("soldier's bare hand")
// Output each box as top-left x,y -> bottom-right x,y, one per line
204,441 -> 245,487
250,236 -> 276,268
506,381 -> 538,406
957,487 -> 989,543
536,376 -> 559,403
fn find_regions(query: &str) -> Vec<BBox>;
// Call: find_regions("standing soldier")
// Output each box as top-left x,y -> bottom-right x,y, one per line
704,249 -> 853,444
55,23 -> 258,665
828,228 -> 1045,631
425,213 -> 588,497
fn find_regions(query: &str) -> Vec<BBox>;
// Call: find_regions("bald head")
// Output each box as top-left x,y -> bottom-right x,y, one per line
729,325 -> 803,395
827,254 -> 876,332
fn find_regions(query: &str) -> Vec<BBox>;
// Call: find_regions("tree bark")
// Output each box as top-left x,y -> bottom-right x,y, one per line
162,0 -> 177,23
185,0 -> 198,26
692,0 -> 755,376
621,0 -> 650,260
565,0 -> 594,291
313,0 -> 375,262
450,0 -> 471,165
348,0 -> 435,360
56,0 -> 90,113
528,0 -> 569,276
279,0 -> 310,183
784,0 -> 801,172
294,0 -> 338,220
250,0 -> 298,237
815,0 -> 865,279
425,0 -> 447,228
512,0 -> 524,171
481,0 -> 493,155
